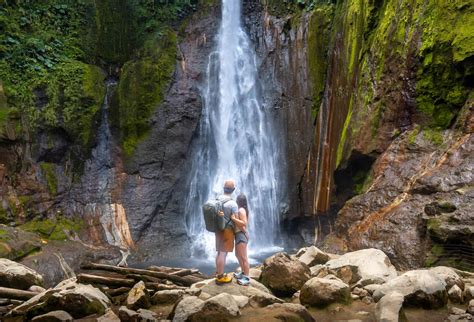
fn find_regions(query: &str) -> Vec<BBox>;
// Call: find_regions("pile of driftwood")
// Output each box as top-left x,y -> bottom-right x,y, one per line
79,262 -> 209,298
0,263 -> 209,315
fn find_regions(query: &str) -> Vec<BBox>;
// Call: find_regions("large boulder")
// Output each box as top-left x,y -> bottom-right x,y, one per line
325,249 -> 397,285
172,296 -> 204,322
191,278 -> 283,307
0,225 -> 42,261
9,278 -> 110,319
299,276 -> 351,307
298,246 -> 330,266
375,292 -> 406,322
260,252 -> 311,296
0,258 -> 44,289
190,293 -> 240,321
126,281 -> 150,310
373,270 -> 447,308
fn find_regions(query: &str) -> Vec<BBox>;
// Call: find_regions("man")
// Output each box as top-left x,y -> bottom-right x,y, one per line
215,179 -> 238,284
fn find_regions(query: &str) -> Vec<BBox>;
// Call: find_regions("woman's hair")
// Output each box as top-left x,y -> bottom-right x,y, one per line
236,193 -> 249,219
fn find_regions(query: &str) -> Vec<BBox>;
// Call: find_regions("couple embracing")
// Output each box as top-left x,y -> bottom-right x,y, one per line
215,179 -> 250,286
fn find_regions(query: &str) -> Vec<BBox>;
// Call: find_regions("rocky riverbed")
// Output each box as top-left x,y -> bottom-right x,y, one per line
1,247 -> 473,321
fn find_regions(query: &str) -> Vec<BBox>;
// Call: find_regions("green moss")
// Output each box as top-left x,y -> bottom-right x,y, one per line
308,4 -> 334,122
423,128 -> 444,146
39,162 -> 58,195
336,100 -> 353,168
407,126 -> 420,145
424,244 -> 444,267
116,30 -> 177,156
20,217 -> 83,241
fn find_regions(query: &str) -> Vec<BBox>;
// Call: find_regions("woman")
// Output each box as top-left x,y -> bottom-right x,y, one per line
231,193 -> 250,286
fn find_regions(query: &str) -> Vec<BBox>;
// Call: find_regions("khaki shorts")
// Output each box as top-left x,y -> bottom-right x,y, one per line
215,228 -> 234,252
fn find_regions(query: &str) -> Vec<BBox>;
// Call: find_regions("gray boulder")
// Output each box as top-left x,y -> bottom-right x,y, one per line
0,258 -> 44,289
261,252 -> 311,296
126,281 -> 150,310
375,292 -> 406,322
448,284 -> 464,303
299,277 -> 351,307
172,296 -> 204,322
373,270 -> 447,308
298,246 -> 330,266
137,308 -> 159,321
31,310 -> 73,322
9,278 -> 110,319
326,249 -> 397,285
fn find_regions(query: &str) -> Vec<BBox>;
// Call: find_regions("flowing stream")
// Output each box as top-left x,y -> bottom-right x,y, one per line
185,0 -> 282,261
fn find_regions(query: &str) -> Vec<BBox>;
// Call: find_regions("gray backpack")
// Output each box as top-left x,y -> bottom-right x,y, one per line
202,196 -> 232,232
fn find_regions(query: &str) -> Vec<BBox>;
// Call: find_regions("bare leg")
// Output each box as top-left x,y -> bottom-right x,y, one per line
236,243 -> 250,275
216,251 -> 227,275
235,243 -> 244,273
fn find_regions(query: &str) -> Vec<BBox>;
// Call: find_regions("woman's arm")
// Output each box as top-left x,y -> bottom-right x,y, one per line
231,208 -> 247,230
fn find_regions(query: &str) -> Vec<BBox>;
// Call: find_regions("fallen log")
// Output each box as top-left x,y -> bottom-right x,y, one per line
126,274 -> 163,284
81,263 -> 194,286
146,283 -> 187,291
148,265 -> 182,273
0,287 -> 37,301
77,273 -> 136,287
105,287 -> 131,297
170,268 -> 199,277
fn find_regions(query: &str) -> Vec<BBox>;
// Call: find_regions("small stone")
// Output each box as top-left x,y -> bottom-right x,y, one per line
151,289 -> 185,304
28,285 -> 46,293
356,311 -> 370,316
97,309 -> 120,322
468,299 -> 474,315
362,296 -> 373,305
449,285 -> 464,303
351,294 -> 360,300
298,246 -> 330,266
119,306 -> 140,321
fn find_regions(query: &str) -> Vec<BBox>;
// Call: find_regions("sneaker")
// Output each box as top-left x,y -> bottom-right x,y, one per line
237,275 -> 250,286
234,271 -> 244,279
216,273 -> 232,284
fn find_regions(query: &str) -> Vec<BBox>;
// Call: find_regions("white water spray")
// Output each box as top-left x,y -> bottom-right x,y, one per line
185,0 -> 282,259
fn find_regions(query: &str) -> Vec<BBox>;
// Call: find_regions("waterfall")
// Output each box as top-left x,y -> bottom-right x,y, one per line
185,0 -> 282,259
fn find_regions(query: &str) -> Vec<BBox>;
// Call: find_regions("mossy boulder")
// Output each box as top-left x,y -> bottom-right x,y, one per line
0,224 -> 42,260
19,217 -> 84,241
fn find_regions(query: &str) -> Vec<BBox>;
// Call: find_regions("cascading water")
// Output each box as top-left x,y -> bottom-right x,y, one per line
185,0 -> 282,260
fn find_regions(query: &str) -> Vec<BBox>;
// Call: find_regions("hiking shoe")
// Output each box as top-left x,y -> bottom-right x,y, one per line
237,275 -> 250,286
234,271 -> 244,279
216,273 -> 232,284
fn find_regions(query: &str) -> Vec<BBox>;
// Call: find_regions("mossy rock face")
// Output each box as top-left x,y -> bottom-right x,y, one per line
20,217 -> 84,241
114,30 -> 177,156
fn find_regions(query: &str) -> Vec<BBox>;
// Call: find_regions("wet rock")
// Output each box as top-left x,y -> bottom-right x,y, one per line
260,252 -> 311,296
97,308 -> 120,322
0,258 -> 44,290
126,281 -> 150,310
9,279 -> 110,319
430,266 -> 464,290
151,289 -> 185,305
300,277 -> 351,307
375,292 -> 406,322
449,285 -> 464,304
326,249 -> 397,285
119,306 -> 140,322
373,270 -> 447,308
298,246 -> 330,266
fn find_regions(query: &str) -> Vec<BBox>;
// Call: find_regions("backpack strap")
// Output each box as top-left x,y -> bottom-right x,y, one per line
219,196 -> 233,229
